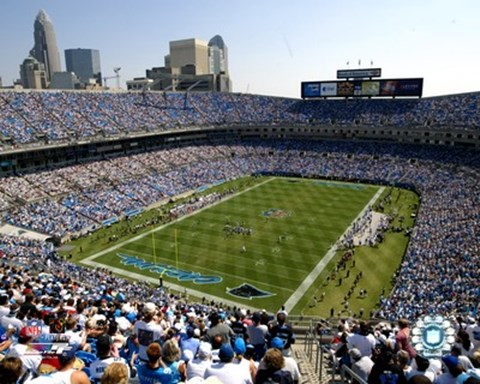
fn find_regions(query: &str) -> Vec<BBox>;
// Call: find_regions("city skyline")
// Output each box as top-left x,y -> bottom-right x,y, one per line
0,0 -> 479,98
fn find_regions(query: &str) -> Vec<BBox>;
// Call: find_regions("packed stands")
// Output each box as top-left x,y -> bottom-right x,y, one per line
0,90 -> 479,382
1,91 -> 480,149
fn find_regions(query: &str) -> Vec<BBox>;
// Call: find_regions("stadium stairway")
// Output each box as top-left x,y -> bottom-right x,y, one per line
291,338 -> 343,384
289,316 -> 343,384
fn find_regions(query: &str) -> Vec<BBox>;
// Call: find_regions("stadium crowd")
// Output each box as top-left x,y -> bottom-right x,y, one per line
0,139 -> 478,321
327,318 -> 480,384
0,232 -> 302,383
0,232 -> 479,383
1,91 -> 480,148
0,91 -> 479,382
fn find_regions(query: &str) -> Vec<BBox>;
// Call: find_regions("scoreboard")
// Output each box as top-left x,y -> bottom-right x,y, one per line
301,78 -> 423,99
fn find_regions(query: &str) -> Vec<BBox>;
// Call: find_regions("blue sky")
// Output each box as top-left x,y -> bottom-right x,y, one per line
1,0 -> 479,98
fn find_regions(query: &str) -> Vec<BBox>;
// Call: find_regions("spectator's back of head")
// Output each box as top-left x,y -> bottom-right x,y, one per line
101,362 -> 129,384
262,348 -> 285,371
146,342 -> 162,364
0,357 -> 23,384
359,320 -> 370,335
209,312 -> 219,326
212,334 -> 223,350
96,334 -> 112,357
397,350 -> 410,366
162,339 -> 181,364
349,348 -> 362,362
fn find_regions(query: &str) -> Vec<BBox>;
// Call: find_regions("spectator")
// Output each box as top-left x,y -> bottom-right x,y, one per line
347,321 -> 376,358
137,342 -> 172,384
6,326 -> 42,375
100,362 -> 129,384
268,311 -> 295,357
133,302 -> 164,362
186,342 -> 213,380
368,349 -> 407,384
0,356 -> 25,384
436,355 -> 464,384
255,347 -> 292,384
180,326 -> 200,361
247,313 -> 268,362
90,334 -> 131,383
204,343 -> 252,384
162,339 -> 186,383
395,319 -> 416,360
350,347 -> 374,382
234,337 -> 257,382
28,345 -> 91,384
206,312 -> 235,345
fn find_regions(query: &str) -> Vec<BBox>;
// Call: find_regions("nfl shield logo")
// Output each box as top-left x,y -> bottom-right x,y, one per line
426,328 -> 441,345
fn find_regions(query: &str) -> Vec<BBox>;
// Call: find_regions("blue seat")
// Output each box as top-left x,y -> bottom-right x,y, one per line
76,350 -> 97,367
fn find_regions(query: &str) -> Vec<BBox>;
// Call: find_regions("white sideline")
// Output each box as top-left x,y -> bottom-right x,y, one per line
282,186 -> 386,314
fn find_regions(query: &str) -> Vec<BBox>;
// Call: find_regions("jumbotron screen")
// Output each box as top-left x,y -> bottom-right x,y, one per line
301,78 -> 423,99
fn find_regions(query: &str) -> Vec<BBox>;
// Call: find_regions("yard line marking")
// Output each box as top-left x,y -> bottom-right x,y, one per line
121,242 -> 311,275
282,186 -> 385,314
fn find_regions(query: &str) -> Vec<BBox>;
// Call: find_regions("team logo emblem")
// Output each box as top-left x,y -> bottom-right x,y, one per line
227,283 -> 275,299
261,208 -> 292,219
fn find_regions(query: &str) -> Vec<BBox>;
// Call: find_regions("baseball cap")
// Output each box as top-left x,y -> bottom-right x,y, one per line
271,337 -> 286,350
183,349 -> 194,362
219,343 -> 234,361
198,342 -> 212,359
58,344 -> 79,365
143,302 -> 157,315
92,314 -> 107,328
234,338 -> 246,355
442,355 -> 459,371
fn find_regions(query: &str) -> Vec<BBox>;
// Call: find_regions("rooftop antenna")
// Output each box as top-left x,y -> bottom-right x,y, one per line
114,67 -> 121,89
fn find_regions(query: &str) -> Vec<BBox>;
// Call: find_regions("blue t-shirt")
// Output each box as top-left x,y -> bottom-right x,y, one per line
137,363 -> 173,384
164,361 -> 181,384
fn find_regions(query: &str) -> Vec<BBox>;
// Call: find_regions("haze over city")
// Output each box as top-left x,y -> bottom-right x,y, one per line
1,0 -> 479,97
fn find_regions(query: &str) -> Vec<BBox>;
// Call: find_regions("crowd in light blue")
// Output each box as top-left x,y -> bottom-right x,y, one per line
0,137 -> 478,321
1,91 -> 480,147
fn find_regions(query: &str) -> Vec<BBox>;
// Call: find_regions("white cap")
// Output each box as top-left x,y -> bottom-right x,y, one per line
143,302 -> 157,314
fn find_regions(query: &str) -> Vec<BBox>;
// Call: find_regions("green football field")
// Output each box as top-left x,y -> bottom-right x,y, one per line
80,177 -> 404,314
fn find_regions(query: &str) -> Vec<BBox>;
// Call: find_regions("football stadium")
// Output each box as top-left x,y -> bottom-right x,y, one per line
1,5 -> 480,384
0,88 -> 479,383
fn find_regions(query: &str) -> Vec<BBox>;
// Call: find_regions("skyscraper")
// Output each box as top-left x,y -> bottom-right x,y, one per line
30,9 -> 61,83
169,38 -> 209,75
208,35 -> 229,75
65,48 -> 102,86
19,56 -> 47,89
